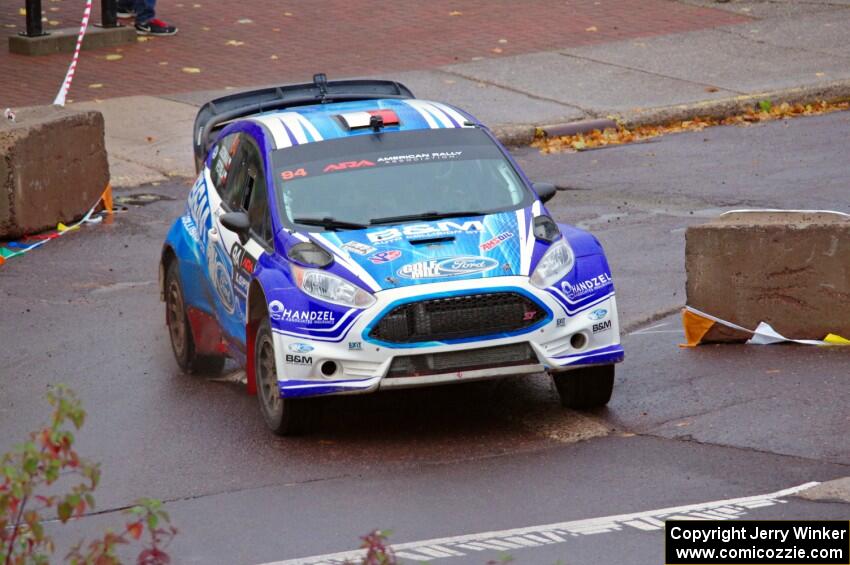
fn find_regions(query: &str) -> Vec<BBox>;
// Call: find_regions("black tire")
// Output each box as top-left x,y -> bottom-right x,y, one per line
551,364 -> 615,409
164,260 -> 225,376
254,317 -> 313,436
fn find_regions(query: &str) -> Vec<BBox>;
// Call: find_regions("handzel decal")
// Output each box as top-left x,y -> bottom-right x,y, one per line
268,301 -> 336,325
397,256 -> 499,279
368,220 -> 484,244
479,231 -> 514,252
562,273 -> 613,299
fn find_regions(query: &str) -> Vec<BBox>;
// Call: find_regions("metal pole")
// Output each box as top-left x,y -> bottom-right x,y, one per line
100,0 -> 118,28
21,0 -> 47,37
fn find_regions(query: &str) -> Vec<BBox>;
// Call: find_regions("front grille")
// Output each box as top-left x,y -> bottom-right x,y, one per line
369,292 -> 547,344
387,343 -> 538,378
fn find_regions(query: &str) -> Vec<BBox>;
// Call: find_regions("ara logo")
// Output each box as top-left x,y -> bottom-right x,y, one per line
323,160 -> 375,173
397,256 -> 499,279
588,308 -> 608,321
367,220 -> 484,244
268,301 -> 335,325
561,273 -> 613,299
592,320 -> 612,334
285,354 -> 313,365
288,343 -> 314,353
368,250 -> 401,264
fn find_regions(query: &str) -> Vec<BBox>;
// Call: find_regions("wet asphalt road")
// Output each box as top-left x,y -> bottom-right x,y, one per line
1,111 -> 848,564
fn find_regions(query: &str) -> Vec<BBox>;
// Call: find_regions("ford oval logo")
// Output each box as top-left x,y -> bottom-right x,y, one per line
288,343 -> 314,353
397,256 -> 500,279
588,308 -> 608,321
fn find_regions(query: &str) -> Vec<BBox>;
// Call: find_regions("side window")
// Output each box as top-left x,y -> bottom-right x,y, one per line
246,167 -> 272,245
222,138 -> 262,212
209,134 -> 240,195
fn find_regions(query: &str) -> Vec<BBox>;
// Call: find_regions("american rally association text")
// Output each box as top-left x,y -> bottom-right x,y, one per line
669,525 -> 848,545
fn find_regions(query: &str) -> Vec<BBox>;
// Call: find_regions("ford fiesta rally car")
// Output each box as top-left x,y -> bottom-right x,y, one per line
160,74 -> 624,435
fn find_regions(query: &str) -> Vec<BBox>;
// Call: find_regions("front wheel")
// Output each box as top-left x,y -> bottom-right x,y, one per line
551,364 -> 615,409
254,317 -> 313,436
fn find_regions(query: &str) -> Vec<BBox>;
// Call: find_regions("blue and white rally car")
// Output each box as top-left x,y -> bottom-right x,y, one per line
161,74 -> 624,435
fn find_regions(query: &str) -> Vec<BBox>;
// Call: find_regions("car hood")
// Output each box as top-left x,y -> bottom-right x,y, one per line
312,211 -> 531,290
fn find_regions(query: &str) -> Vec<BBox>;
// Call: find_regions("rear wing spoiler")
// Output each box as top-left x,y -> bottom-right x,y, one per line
192,73 -> 415,172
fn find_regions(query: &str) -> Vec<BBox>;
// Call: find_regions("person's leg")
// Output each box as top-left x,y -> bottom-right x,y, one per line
133,0 -> 156,24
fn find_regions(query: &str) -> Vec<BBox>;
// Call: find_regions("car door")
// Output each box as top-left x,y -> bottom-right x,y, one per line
209,134 -> 272,342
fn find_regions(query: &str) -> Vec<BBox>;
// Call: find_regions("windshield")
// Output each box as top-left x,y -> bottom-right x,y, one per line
272,128 -> 533,231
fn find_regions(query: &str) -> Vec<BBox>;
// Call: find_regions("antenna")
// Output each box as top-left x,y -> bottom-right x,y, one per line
369,114 -> 384,132
313,73 -> 329,99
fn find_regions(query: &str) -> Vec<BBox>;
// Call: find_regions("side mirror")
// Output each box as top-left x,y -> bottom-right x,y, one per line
220,211 -> 251,239
533,182 -> 557,203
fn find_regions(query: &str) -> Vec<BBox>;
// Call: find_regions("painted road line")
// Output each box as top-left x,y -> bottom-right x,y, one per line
260,482 -> 819,565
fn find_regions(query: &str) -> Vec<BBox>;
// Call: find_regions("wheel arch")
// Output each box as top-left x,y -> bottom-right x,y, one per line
159,245 -> 178,302
245,279 -> 269,396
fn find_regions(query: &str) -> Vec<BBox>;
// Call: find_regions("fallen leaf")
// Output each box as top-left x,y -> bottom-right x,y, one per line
137,36 -> 150,42
585,26 -> 598,32
49,6 -> 59,11
272,27 -> 280,31
815,72 -> 826,77
146,136 -> 155,142
158,61 -> 168,65
443,79 -> 456,85
491,47 -> 503,54
88,83 -> 104,89
48,20 -> 59,25
182,67 -> 201,74
449,10 -> 462,16
705,86 -> 719,93
127,522 -> 143,540
201,26 -> 210,31
105,53 -> 123,61
19,7 -> 26,15
193,3 -> 201,6
284,11 -> 293,16
225,39 -> 244,46
675,421 -> 691,428
498,38 -> 508,44
236,18 -> 253,24
270,54 -> 278,60
3,24 -> 15,28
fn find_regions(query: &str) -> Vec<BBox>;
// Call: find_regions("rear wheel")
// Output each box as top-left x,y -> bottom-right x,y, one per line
255,317 -> 312,436
164,260 -> 225,375
551,364 -> 615,409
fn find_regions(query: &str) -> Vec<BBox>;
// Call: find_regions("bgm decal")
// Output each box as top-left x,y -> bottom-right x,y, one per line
288,343 -> 315,353
588,308 -> 608,321
397,256 -> 499,279
593,320 -> 612,334
268,300 -> 336,325
561,273 -> 613,299
479,231 -> 514,252
368,250 -> 401,264
342,241 -> 376,256
285,354 -> 313,365
367,220 -> 484,244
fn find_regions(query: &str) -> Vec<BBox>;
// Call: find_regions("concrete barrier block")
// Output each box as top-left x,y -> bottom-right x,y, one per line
686,211 -> 850,341
8,25 -> 137,56
1,106 -> 109,239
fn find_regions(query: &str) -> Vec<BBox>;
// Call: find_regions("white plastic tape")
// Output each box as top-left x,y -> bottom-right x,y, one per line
53,0 -> 93,106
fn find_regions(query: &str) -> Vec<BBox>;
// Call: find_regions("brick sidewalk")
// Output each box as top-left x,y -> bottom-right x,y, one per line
1,0 -> 747,108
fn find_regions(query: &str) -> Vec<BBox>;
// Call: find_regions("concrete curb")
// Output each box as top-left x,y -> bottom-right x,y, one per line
493,79 -> 850,146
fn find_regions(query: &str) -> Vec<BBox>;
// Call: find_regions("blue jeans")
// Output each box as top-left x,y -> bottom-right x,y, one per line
117,0 -> 156,24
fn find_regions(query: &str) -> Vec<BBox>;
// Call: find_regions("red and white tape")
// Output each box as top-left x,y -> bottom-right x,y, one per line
53,0 -> 93,106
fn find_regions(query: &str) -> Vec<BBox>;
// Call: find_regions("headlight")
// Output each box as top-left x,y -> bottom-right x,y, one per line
530,239 -> 575,288
287,242 -> 333,267
292,266 -> 376,308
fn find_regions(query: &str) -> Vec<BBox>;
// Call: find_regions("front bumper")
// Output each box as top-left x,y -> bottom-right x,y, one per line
271,276 -> 624,398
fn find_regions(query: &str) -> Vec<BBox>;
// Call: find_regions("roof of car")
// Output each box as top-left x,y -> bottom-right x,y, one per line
247,98 -> 478,150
